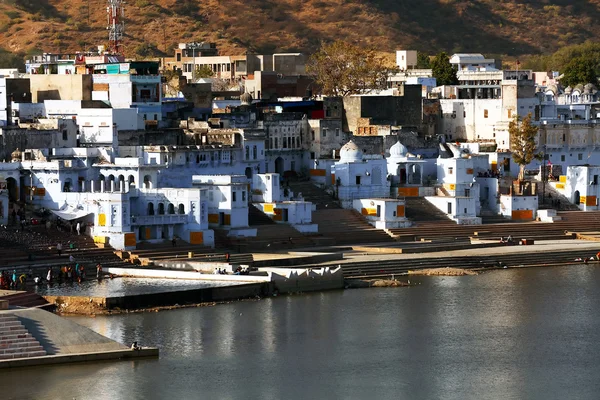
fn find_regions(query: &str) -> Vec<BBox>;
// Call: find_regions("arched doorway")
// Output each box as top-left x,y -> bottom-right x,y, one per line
399,167 -> 407,184
158,203 -> 165,215
147,203 -> 155,215
168,204 -> 175,214
178,204 -> 185,214
63,178 -> 73,192
118,175 -> 125,191
245,167 -> 253,179
128,175 -> 136,189
275,157 -> 284,175
574,191 -> 581,205
143,175 -> 152,189
6,178 -> 17,202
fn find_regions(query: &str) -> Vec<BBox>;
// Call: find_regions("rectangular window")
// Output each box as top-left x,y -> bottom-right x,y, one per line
578,153 -> 583,160
311,130 -> 315,140
242,191 -> 246,201
62,130 -> 68,141
232,191 -> 237,202
448,167 -> 454,175
484,109 -> 488,118
322,129 -> 327,138
336,128 -> 340,137
508,109 -> 512,119
561,155 -> 565,162
355,176 -> 361,185
310,152 -> 315,159
464,189 -> 470,197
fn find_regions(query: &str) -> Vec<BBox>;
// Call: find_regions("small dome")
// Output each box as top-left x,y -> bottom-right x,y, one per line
389,141 -> 408,158
339,140 -> 363,162
574,84 -> 584,93
240,92 -> 252,105
564,86 -> 572,94
10,148 -> 21,162
584,83 -> 597,94
546,84 -> 558,94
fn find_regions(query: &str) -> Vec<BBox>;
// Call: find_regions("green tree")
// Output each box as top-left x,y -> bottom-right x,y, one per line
416,52 -> 430,69
431,52 -> 458,86
194,65 -> 214,79
509,113 -> 540,182
561,56 -> 597,87
0,47 -> 25,71
306,41 -> 398,97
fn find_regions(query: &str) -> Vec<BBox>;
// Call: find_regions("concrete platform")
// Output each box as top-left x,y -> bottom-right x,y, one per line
0,308 -> 158,369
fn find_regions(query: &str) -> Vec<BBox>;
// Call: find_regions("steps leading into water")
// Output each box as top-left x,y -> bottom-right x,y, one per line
0,314 -> 46,360
312,209 -> 394,245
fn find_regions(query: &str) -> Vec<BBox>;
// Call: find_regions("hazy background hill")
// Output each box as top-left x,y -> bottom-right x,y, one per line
0,0 -> 599,58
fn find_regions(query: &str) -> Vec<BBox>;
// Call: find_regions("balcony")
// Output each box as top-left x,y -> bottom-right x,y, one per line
131,214 -> 189,225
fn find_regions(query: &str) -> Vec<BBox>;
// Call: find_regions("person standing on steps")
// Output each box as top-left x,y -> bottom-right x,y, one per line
76,221 -> 81,235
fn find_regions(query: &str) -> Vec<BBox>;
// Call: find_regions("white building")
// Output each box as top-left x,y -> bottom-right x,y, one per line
426,144 -> 481,224
252,173 -> 317,233
559,165 -> 600,210
331,141 -> 389,208
192,174 -> 255,237
396,50 -> 418,71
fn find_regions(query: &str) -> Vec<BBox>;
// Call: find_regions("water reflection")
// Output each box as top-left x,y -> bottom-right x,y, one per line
3,266 -> 600,399
34,277 -> 239,297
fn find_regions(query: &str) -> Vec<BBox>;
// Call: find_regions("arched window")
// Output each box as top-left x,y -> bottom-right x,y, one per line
143,175 -> 152,189
128,175 -> 136,187
168,203 -> 175,214
178,204 -> 185,214
253,145 -> 257,159
147,203 -> 155,215
158,203 -> 165,215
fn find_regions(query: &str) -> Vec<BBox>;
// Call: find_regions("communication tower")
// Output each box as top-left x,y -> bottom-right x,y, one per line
107,0 -> 125,54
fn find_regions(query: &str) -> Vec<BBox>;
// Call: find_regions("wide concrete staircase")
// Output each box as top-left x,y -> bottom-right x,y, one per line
403,197 -> 454,224
386,209 -> 600,243
236,224 -> 315,251
287,180 -> 341,210
117,240 -> 254,266
0,292 -> 49,308
248,204 -> 276,225
312,209 -> 395,245
537,180 -> 580,211
342,248 -> 596,279
0,313 -> 46,360
0,225 -> 129,269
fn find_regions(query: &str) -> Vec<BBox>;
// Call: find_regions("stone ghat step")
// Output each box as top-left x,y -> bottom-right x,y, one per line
0,332 -> 30,341
0,335 -> 34,345
0,343 -> 44,354
0,320 -> 22,328
0,350 -> 47,360
342,250 -> 590,278
0,292 -> 49,308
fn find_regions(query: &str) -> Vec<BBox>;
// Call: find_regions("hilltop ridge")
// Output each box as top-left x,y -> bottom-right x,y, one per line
0,0 -> 599,57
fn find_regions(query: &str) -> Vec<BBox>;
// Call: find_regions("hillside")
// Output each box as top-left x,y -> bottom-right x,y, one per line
1,0 -> 600,58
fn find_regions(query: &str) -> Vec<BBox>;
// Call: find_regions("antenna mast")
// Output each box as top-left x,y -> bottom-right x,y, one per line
107,0 -> 125,54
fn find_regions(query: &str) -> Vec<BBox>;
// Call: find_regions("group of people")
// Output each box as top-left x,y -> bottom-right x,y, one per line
33,263 -> 103,285
0,270 -> 27,289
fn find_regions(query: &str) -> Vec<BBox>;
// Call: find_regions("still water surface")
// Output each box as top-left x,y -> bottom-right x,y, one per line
1,265 -> 600,400
33,277 -> 237,297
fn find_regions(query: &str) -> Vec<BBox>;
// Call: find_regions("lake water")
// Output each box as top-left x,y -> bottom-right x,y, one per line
2,265 -> 600,400
32,277 -> 239,297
